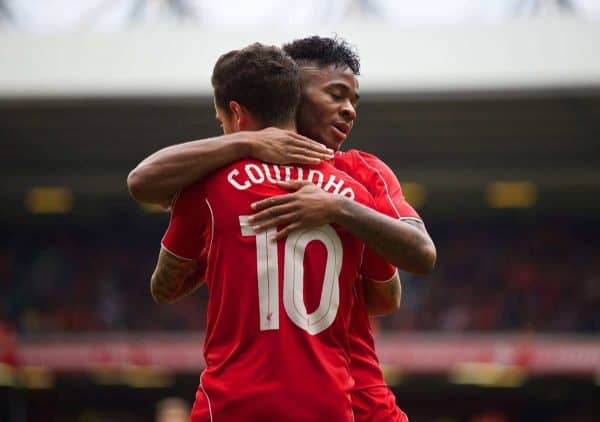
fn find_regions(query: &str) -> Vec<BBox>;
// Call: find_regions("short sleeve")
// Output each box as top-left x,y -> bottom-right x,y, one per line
161,182 -> 210,264
338,150 -> 421,222
360,247 -> 398,283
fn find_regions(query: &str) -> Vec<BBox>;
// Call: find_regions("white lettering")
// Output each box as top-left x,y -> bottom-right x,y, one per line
229,163 -> 356,199
272,165 -> 282,181
307,169 -> 324,188
246,164 -> 265,184
283,166 -> 292,182
340,187 -> 355,199
262,164 -> 278,183
324,175 -> 345,194
227,169 -> 251,190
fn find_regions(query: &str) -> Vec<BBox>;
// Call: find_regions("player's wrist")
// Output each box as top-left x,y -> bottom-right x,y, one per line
232,131 -> 258,158
329,195 -> 351,225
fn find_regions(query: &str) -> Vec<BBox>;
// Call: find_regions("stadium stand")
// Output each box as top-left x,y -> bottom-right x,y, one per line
2,217 -> 598,334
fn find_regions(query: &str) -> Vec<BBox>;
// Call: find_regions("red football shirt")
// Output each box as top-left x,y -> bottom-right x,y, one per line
335,149 -> 420,422
162,158 -> 397,422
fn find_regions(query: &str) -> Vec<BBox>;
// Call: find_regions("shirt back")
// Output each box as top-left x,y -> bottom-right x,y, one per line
162,158 -> 396,422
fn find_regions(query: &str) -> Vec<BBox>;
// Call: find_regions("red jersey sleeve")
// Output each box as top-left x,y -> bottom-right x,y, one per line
360,246 -> 398,282
161,182 -> 210,270
356,192 -> 398,282
337,150 -> 421,222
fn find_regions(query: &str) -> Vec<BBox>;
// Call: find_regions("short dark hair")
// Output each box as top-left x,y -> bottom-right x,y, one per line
282,36 -> 360,75
211,43 -> 300,127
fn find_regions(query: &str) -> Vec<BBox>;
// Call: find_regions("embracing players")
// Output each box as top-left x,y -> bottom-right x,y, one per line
130,37 -> 436,421
151,43 -> 399,421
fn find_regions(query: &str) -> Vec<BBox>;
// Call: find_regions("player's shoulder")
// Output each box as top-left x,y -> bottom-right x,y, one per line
178,178 -> 205,198
318,161 -> 374,204
169,178 -> 207,217
215,157 -> 256,174
335,149 -> 400,190
318,159 -> 359,184
204,158 -> 258,186
176,159 -> 258,201
336,149 -> 390,171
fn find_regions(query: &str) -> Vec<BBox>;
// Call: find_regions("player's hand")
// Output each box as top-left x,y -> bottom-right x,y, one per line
249,181 -> 339,241
248,127 -> 334,165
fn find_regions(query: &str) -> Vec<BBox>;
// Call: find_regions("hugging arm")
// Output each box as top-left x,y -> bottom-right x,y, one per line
249,181 -> 436,275
127,128 -> 332,206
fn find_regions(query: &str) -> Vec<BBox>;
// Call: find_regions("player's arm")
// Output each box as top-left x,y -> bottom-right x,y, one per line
334,197 -> 434,275
363,273 -> 402,316
249,181 -> 436,275
341,151 -> 436,275
151,247 -> 204,304
152,183 -> 209,304
360,234 -> 403,316
127,128 -> 333,206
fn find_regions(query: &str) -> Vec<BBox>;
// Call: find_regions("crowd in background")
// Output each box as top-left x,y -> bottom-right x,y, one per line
379,218 -> 600,333
2,214 -> 598,336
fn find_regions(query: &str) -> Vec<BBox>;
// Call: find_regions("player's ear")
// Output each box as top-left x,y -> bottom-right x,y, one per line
229,101 -> 244,131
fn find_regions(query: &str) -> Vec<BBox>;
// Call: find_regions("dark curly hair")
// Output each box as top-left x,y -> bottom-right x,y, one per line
282,36 -> 360,75
211,43 -> 300,127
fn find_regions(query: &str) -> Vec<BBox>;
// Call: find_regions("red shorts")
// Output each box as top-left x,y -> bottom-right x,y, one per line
351,386 -> 408,422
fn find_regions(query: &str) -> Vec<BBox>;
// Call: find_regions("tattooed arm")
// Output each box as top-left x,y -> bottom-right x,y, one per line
150,247 -> 204,304
250,181 -> 436,275
363,273 -> 402,316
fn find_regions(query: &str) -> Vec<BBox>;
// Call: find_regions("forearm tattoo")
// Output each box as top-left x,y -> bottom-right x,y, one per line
151,249 -> 200,303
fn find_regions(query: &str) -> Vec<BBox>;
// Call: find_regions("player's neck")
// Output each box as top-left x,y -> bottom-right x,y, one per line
272,122 -> 297,132
253,124 -> 297,133
243,121 -> 296,133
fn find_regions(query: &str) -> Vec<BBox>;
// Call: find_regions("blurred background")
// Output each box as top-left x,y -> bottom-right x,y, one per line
1,1 -> 600,421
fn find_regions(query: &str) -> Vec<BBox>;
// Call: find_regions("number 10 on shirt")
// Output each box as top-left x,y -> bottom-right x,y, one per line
239,216 -> 342,335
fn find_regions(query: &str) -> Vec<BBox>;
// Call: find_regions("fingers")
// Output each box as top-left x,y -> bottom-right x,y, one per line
291,133 -> 333,153
272,223 -> 302,241
288,155 -> 321,165
288,135 -> 334,157
262,127 -> 333,156
276,180 -> 312,191
252,212 -> 298,233
251,194 -> 293,211
297,140 -> 334,156
288,146 -> 333,161
248,203 -> 297,225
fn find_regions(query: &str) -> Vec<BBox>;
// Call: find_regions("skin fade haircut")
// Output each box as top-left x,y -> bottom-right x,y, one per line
283,36 -> 361,74
211,43 -> 301,127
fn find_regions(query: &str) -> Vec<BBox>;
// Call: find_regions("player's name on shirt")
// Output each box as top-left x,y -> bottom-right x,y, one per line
226,162 -> 356,199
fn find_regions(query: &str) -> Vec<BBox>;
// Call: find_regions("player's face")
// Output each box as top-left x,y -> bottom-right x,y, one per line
296,65 -> 359,151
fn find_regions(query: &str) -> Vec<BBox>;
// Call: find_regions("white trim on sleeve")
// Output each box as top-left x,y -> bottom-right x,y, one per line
160,242 -> 194,261
365,269 -> 399,284
399,216 -> 423,224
